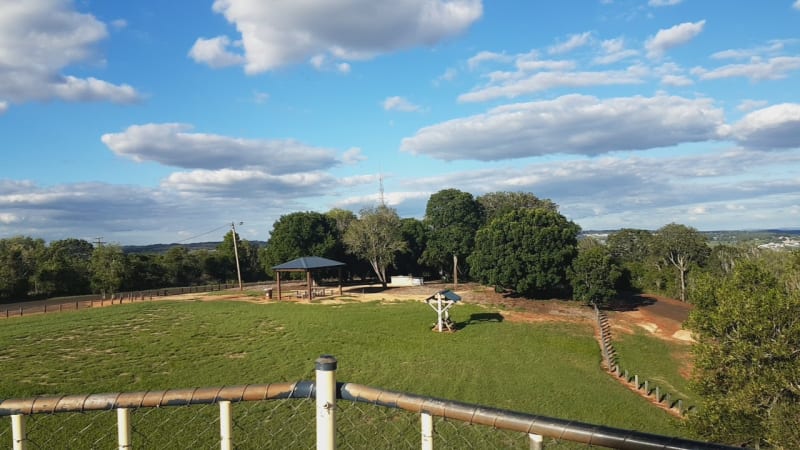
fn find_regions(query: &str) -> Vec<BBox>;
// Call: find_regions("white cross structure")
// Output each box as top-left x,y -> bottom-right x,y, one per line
425,290 -> 461,332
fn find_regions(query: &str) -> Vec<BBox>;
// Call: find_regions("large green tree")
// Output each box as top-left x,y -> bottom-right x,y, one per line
653,223 -> 710,302
259,211 -> 340,276
568,245 -> 621,305
687,261 -> 800,448
394,218 -> 432,277
477,191 -> 558,224
0,236 -> 46,298
35,238 -> 93,296
420,189 -> 483,279
89,244 -> 127,296
468,209 -> 580,297
343,205 -> 406,287
606,228 -> 659,292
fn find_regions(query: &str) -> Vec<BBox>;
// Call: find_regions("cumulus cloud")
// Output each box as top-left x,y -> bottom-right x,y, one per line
383,96 -> 421,112
0,0 -> 141,105
199,0 -> 483,73
692,56 -> 800,81
402,94 -> 725,160
101,123 -> 339,174
467,51 -> 512,70
459,65 -> 646,102
593,38 -> 638,64
341,147 -> 367,164
737,99 -> 769,112
548,32 -> 592,55
727,103 -> 800,150
660,74 -> 693,86
188,36 -> 246,68
645,20 -> 706,58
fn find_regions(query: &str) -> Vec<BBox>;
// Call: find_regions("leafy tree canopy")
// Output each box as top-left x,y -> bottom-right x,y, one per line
259,211 -> 339,276
468,209 -> 580,297
477,191 -> 558,224
687,261 -> 800,448
568,245 -> 621,305
421,188 -> 483,276
343,205 -> 406,287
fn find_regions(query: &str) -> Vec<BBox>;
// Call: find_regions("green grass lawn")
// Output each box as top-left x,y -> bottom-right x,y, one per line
612,329 -> 698,406
0,298 -> 689,446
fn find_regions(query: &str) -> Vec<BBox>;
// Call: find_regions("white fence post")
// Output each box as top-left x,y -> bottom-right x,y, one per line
421,411 -> 434,450
529,433 -> 544,450
11,415 -> 27,450
316,355 -> 337,450
219,400 -> 233,450
117,408 -> 132,449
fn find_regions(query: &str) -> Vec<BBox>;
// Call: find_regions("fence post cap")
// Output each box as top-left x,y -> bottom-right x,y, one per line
315,355 -> 337,371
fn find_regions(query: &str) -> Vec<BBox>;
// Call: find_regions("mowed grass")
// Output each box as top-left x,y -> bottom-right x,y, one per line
613,329 -> 698,406
0,298 -> 687,439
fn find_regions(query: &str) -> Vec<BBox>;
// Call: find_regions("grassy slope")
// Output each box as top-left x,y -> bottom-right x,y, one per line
0,299 -> 685,438
612,329 -> 698,405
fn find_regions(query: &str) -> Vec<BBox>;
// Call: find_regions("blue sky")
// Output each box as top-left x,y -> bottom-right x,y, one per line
2,0 -> 800,245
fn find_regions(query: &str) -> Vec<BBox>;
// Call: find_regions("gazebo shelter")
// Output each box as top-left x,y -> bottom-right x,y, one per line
272,256 -> 346,301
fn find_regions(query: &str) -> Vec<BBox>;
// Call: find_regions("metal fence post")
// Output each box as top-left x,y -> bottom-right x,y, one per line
316,355 -> 337,450
421,411 -> 433,450
11,415 -> 27,450
529,433 -> 543,450
117,408 -> 131,449
219,400 -> 233,450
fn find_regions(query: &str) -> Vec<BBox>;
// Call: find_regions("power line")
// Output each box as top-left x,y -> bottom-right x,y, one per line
175,223 -> 230,244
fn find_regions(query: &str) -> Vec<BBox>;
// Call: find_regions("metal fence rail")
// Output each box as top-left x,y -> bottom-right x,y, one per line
0,356 -> 737,450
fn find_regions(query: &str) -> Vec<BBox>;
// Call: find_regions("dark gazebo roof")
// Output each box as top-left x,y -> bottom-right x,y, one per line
272,256 -> 346,271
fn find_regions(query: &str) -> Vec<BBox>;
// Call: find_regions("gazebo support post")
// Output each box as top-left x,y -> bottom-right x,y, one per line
338,268 -> 343,296
307,271 -> 313,300
276,271 -> 281,301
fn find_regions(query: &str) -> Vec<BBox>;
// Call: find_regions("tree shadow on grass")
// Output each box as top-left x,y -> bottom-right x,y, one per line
454,312 -> 504,330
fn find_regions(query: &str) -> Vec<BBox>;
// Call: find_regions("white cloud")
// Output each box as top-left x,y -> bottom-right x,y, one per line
110,19 -> 127,30
402,94 -> 725,160
548,32 -> 592,55
737,99 -> 769,112
649,0 -> 683,6
661,74 -> 693,86
383,96 -> 421,112
594,38 -> 638,64
728,103 -> 800,150
467,51 -> 512,70
0,0 -> 141,104
0,213 -> 20,224
201,0 -> 483,73
101,123 -> 339,173
693,56 -> 800,81
435,67 -> 458,84
188,36 -> 246,68
458,65 -> 646,102
0,101 -> 7,114
645,20 -> 706,59
341,147 -> 367,164
794,0 -> 800,10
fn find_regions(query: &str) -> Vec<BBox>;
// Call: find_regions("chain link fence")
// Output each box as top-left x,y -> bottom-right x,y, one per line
0,357 -> 736,449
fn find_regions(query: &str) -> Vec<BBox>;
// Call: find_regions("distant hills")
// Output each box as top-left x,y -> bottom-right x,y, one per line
122,229 -> 800,255
123,241 -> 267,254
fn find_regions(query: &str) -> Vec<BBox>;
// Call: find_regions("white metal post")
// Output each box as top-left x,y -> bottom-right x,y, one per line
219,400 -> 233,450
529,433 -> 543,450
420,411 -> 433,450
316,355 -> 337,450
11,415 -> 27,450
117,408 -> 132,449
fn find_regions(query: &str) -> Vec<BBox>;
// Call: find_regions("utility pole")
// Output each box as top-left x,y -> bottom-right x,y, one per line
231,222 -> 243,291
